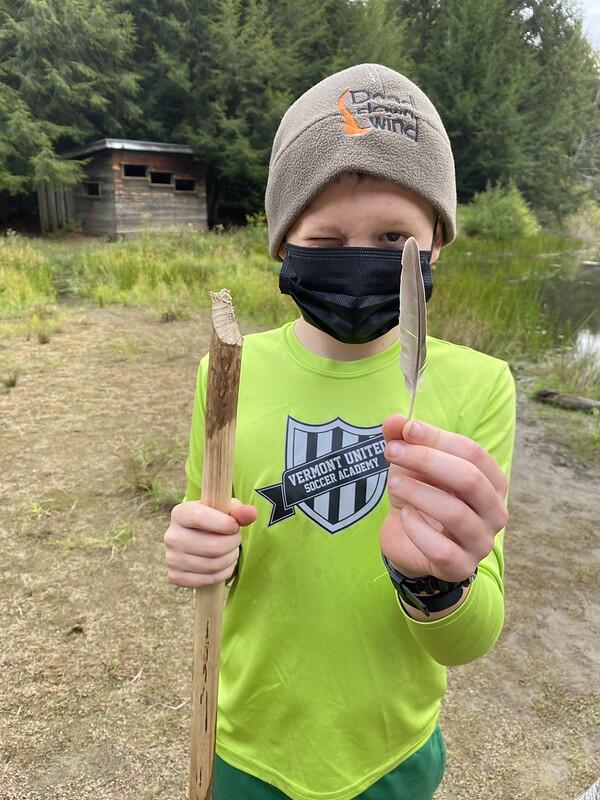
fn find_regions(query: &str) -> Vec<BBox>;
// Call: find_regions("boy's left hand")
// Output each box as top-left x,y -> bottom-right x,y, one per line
380,414 -> 509,582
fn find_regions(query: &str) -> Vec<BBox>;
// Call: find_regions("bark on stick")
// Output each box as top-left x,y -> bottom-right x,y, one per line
534,388 -> 600,413
189,289 -> 243,800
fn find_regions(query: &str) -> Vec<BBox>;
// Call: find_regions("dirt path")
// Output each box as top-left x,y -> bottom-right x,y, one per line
0,305 -> 598,800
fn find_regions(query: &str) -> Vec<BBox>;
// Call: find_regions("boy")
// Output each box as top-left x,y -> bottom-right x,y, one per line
164,64 -> 516,799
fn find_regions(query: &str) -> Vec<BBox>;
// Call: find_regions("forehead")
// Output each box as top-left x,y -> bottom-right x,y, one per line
293,174 -> 434,232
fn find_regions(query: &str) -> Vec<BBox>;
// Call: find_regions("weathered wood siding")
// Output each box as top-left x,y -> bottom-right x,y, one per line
73,153 -> 116,236
37,184 -> 76,234
112,152 -> 207,236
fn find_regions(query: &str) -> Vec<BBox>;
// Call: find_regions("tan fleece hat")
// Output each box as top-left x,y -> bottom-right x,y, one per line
265,63 -> 456,260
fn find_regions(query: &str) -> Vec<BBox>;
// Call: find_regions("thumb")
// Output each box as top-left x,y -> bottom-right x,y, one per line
382,413 -> 410,444
229,497 -> 258,527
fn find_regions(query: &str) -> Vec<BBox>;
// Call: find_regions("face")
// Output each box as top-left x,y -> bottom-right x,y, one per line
278,174 -> 443,259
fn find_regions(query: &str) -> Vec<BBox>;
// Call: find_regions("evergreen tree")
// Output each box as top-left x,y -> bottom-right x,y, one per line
177,0 -> 292,224
269,0 -> 350,99
331,0 -> 413,78
395,0 -> 600,218
519,0 -> 599,219
117,0 -> 199,141
1,0 -> 597,224
0,0 -> 141,192
395,0 -> 536,201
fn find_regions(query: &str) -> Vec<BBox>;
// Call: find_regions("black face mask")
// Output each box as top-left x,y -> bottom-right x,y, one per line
279,233 -> 436,345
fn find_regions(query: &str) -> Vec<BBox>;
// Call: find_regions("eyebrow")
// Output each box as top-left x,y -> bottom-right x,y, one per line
303,223 -> 410,236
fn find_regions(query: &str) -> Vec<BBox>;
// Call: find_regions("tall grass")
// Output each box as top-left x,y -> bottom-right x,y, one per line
64,225 -> 296,327
533,346 -> 600,401
0,225 -> 588,371
0,234 -> 56,317
429,235 -> 575,361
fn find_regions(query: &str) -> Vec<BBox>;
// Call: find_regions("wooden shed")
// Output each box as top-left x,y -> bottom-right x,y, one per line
38,138 -> 207,237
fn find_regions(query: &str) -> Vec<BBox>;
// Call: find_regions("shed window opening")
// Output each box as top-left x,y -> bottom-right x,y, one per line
84,181 -> 101,197
149,171 -> 173,185
175,178 -> 195,192
123,164 -> 147,178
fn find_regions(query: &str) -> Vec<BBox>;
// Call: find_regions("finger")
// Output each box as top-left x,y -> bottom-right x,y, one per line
384,414 -> 508,498
171,500 -> 240,535
387,471 -> 446,530
389,462 -> 451,493
229,499 -> 258,527
166,527 -> 242,558
380,510 -> 433,579
167,562 -> 237,588
382,414 -> 410,444
401,505 -> 478,582
389,471 -> 492,559
385,441 -> 509,533
166,546 -> 239,575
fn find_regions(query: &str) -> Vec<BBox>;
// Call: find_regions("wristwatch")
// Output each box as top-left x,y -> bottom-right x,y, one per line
381,553 -> 478,618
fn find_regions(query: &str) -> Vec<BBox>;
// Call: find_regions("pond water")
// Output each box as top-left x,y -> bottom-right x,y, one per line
536,247 -> 600,364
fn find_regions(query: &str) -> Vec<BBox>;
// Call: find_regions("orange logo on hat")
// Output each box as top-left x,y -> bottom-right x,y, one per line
338,89 -> 372,137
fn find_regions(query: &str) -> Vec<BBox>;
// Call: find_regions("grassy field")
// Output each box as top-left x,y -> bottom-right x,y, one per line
1,227 -> 599,798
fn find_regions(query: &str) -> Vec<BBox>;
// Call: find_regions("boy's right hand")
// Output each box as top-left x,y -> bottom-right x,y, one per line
164,498 -> 257,588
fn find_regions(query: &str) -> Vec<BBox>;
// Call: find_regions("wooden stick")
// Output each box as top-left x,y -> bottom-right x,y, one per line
189,289 -> 243,800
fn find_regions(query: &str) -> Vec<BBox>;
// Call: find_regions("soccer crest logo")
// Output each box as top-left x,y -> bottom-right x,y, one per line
256,416 -> 388,534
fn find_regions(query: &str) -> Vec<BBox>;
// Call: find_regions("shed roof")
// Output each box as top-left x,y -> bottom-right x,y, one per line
60,138 -> 195,159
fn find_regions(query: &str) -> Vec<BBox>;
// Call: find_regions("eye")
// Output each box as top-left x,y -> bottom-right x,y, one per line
382,232 -> 407,244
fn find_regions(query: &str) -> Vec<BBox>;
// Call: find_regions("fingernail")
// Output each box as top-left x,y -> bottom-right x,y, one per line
407,422 -> 424,440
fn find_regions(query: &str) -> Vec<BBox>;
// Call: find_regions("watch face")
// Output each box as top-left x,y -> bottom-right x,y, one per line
411,575 -> 453,594
382,553 -> 477,596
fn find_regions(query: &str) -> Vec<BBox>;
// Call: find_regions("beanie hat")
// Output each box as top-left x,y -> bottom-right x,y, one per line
265,63 -> 456,260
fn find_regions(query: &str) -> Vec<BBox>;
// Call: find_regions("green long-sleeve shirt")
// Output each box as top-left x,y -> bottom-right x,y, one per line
183,320 -> 516,800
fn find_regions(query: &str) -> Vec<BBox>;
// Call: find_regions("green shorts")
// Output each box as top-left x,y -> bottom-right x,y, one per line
214,723 -> 446,800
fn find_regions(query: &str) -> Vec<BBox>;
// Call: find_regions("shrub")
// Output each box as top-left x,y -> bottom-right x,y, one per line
459,183 -> 540,240
563,198 -> 600,242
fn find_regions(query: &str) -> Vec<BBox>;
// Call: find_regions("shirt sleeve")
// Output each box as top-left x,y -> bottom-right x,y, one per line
398,361 -> 517,667
182,356 -> 208,503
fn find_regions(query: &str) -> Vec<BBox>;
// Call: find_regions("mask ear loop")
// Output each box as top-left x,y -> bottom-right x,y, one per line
430,215 -> 439,252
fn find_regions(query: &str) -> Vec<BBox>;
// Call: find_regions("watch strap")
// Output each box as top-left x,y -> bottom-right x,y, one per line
399,583 -> 466,615
382,553 -> 477,617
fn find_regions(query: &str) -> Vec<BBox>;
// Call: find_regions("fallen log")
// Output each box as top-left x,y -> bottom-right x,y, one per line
534,388 -> 600,413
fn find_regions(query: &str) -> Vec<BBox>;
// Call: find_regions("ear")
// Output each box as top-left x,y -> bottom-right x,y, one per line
430,220 -> 444,265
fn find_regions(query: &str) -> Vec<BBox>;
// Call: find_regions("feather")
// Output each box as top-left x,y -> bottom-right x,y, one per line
399,236 -> 427,420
